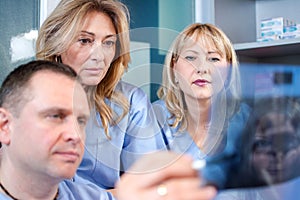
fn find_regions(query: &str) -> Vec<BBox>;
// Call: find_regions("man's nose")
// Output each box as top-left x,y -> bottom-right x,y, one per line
62,119 -> 83,144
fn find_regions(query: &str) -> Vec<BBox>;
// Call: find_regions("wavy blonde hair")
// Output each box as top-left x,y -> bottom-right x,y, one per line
36,0 -> 131,139
157,23 -> 241,131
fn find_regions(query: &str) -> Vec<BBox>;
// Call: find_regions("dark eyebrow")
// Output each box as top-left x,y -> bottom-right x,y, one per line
39,107 -> 69,115
39,107 -> 90,119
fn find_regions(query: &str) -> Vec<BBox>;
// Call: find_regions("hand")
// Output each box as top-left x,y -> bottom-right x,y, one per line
116,151 -> 217,200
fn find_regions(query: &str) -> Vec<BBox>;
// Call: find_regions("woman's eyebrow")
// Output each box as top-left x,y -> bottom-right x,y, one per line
182,49 -> 200,54
80,30 -> 95,36
105,34 -> 117,39
207,50 -> 221,54
79,31 -> 117,40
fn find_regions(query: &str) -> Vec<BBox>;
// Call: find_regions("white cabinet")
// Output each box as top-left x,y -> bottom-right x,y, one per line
196,0 -> 300,64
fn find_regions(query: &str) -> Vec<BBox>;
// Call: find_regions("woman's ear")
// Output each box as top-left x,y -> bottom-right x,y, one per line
0,108 -> 12,145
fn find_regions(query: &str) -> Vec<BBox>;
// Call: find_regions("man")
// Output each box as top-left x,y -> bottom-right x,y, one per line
0,60 -> 114,199
0,60 -> 216,200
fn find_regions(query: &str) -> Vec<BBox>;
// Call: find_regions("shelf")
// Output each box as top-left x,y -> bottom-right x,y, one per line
234,38 -> 300,58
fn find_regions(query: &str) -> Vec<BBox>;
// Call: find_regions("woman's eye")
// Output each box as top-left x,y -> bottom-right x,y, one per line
208,57 -> 221,62
185,56 -> 196,61
103,40 -> 115,48
78,38 -> 93,45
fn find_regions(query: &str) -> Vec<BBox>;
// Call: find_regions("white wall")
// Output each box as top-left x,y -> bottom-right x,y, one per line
122,41 -> 151,97
40,0 -> 61,25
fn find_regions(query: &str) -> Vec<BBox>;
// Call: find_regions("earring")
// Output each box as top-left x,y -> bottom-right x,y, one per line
55,55 -> 62,63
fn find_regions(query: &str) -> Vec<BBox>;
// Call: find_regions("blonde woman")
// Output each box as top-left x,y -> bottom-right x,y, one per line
153,23 -> 251,189
36,0 -> 165,191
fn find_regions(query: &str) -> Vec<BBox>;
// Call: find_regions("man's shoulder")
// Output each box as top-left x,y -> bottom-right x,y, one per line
58,180 -> 115,200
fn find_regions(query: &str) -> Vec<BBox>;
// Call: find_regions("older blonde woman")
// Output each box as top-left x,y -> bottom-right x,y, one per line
36,0 -> 165,192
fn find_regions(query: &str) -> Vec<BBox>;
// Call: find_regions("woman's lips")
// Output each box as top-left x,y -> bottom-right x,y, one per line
84,68 -> 103,75
193,79 -> 211,86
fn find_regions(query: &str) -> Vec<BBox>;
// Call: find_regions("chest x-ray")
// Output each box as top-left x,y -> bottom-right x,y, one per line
226,96 -> 300,188
198,63 -> 300,191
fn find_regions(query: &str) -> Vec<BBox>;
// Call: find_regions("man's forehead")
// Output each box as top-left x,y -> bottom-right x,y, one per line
28,72 -> 84,102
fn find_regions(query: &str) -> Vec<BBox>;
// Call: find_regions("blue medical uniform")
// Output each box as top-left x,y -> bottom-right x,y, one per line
153,99 -> 251,189
0,179 -> 115,200
76,81 -> 166,189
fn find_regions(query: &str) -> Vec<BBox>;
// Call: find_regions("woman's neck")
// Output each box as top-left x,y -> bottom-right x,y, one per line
185,98 -> 211,149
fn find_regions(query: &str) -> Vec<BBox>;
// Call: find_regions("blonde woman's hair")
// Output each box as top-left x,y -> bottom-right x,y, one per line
36,0 -> 131,139
157,23 -> 241,131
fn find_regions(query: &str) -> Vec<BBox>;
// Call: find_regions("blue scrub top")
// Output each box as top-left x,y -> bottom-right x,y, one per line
153,99 -> 251,189
76,81 -> 166,189
0,179 -> 115,200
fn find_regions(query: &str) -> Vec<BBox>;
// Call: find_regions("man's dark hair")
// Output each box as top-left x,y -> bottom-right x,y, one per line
0,60 -> 78,115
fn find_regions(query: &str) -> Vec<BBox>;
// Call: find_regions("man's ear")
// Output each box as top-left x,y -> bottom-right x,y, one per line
0,108 -> 12,145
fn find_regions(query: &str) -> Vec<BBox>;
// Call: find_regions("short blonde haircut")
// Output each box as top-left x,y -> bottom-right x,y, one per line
36,0 -> 131,138
157,23 -> 241,131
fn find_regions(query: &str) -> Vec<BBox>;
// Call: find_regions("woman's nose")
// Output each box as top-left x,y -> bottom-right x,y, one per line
196,68 -> 208,74
90,42 -> 105,62
194,58 -> 210,74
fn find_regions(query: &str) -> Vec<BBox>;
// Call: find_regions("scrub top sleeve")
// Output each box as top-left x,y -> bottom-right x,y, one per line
121,89 -> 166,171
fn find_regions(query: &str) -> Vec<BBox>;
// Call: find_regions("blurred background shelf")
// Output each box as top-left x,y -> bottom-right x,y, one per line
234,38 -> 300,58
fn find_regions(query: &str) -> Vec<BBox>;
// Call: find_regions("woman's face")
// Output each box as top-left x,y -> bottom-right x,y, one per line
61,11 -> 117,86
173,37 -> 229,101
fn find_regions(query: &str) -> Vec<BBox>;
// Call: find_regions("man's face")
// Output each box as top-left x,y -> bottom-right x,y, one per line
8,71 -> 90,180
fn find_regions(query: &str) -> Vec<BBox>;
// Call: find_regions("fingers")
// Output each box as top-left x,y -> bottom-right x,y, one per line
125,151 -> 197,187
116,177 -> 216,200
152,178 -> 217,200
116,151 -> 217,200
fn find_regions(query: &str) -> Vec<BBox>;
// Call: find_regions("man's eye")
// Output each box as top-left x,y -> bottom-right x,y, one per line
103,40 -> 115,48
77,117 -> 88,126
48,113 -> 65,120
78,38 -> 93,45
208,57 -> 221,62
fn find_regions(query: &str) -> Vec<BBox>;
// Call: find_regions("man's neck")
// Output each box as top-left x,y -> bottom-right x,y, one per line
0,162 -> 60,200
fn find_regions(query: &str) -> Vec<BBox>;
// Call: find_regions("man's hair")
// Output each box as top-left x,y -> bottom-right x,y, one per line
0,60 -> 78,116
